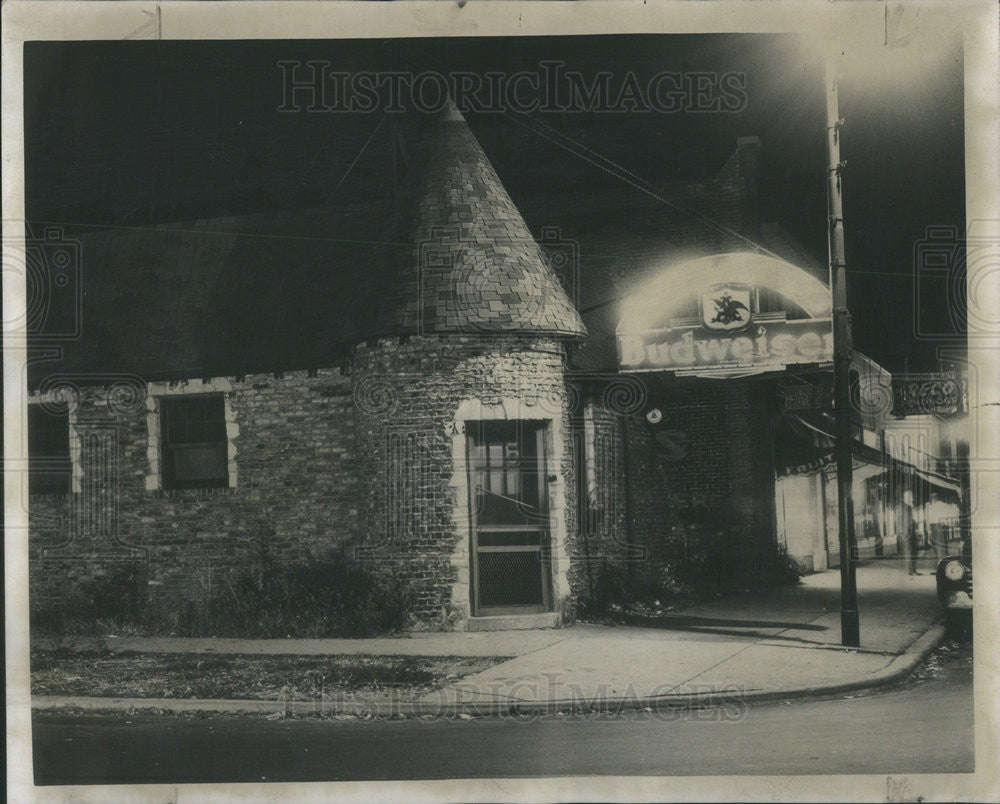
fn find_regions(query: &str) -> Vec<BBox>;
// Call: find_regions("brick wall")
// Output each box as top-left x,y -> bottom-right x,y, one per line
565,398 -> 632,599
647,382 -> 770,517
574,377 -> 779,594
350,334 -> 577,623
28,341 -> 778,622
29,334 -> 578,627
29,368 -> 360,606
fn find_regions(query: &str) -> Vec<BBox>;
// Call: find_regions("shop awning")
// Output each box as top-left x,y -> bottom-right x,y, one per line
774,412 -> 883,475
875,463 -> 961,498
774,412 -> 961,499
908,465 -> 960,494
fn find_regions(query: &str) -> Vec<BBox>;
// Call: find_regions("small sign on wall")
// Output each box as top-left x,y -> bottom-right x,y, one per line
701,286 -> 752,331
779,381 -> 833,412
892,373 -> 965,417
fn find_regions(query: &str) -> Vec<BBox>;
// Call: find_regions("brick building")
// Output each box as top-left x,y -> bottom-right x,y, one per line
28,104 -> 914,629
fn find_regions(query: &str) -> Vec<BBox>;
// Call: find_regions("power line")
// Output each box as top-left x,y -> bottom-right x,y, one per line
503,111 -> 785,261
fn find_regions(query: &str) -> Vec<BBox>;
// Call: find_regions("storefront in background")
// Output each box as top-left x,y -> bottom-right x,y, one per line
773,387 -> 962,571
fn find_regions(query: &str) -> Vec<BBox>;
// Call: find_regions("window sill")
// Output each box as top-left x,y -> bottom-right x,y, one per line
152,486 -> 238,500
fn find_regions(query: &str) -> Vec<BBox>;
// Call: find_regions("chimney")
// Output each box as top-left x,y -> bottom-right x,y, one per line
736,135 -> 762,239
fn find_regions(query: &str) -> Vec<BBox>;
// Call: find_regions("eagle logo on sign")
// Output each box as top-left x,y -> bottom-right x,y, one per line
702,286 -> 752,331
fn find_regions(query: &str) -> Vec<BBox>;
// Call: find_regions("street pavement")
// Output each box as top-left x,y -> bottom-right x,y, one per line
31,637 -> 975,783
31,561 -> 948,715
415,561 -> 944,709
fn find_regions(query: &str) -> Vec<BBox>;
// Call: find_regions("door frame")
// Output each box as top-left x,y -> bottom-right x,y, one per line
466,419 -> 553,617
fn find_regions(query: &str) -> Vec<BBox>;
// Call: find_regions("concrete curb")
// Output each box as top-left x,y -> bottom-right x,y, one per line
31,623 -> 948,719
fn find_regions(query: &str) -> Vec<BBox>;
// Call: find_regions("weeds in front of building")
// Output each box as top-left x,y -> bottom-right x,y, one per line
30,651 -> 501,702
30,543 -> 415,640
576,510 -> 803,624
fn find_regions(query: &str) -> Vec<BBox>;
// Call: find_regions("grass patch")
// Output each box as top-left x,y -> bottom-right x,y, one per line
31,547 -> 416,639
30,650 -> 504,701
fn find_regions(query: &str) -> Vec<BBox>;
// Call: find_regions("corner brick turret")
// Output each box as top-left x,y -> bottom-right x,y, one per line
349,103 -> 583,627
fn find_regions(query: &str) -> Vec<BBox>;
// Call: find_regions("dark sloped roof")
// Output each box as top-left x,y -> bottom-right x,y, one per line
28,105 -> 587,387
26,117 -> 824,386
28,203 -> 394,385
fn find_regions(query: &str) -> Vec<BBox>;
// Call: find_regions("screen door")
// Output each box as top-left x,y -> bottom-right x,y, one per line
467,420 -> 551,616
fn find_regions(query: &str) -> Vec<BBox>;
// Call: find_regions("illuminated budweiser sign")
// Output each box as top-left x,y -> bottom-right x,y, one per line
614,255 -> 836,378
618,318 -> 833,376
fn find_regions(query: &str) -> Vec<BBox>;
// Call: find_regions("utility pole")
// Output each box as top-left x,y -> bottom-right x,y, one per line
825,57 -> 860,647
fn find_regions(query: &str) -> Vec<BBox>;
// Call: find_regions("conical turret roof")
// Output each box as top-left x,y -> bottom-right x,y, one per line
350,104 -> 586,342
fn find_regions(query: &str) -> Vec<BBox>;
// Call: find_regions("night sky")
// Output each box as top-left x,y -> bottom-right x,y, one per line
23,33 -> 966,373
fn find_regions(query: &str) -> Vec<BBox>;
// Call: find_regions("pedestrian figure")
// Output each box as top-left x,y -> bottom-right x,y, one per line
899,489 -> 918,575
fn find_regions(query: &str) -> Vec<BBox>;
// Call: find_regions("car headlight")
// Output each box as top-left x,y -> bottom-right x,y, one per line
943,560 -> 966,582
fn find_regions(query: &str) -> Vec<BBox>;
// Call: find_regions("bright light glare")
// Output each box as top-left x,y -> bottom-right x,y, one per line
796,12 -> 963,94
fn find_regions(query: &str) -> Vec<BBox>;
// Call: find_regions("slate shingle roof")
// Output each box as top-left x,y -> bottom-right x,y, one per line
348,104 -> 586,341
27,203 -> 395,385
28,105 -> 587,386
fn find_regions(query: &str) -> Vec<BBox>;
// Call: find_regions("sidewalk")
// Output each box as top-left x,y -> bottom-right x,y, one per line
32,562 -> 946,716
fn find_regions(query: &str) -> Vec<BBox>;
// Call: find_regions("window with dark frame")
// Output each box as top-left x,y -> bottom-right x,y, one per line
28,406 -> 72,495
467,420 -> 544,525
160,394 -> 229,490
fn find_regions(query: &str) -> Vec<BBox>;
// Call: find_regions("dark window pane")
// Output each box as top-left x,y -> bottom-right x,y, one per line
161,394 -> 228,489
28,406 -> 71,494
476,487 -> 540,525
171,444 -> 228,483
468,421 -> 546,525
28,406 -> 69,456
163,394 -> 225,445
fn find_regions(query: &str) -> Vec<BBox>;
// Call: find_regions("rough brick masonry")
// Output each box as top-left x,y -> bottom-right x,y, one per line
350,334 -> 577,622
29,335 -> 582,625
573,377 -> 779,596
28,339 -> 778,626
29,367 -> 360,608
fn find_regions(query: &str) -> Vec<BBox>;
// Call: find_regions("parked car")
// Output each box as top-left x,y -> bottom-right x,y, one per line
935,554 -> 972,626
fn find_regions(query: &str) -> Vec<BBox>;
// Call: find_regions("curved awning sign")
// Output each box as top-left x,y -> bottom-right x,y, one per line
616,252 -> 834,378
